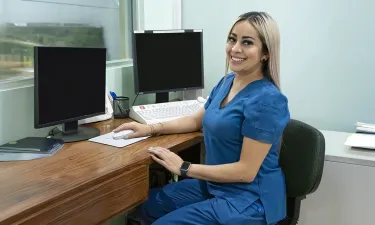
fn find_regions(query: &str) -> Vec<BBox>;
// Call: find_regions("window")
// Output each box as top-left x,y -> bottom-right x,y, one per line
0,0 -> 132,84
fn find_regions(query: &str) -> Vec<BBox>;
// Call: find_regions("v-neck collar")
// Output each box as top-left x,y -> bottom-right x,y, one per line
218,75 -> 266,109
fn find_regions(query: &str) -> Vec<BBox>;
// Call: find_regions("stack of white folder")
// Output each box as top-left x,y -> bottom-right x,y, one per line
344,122 -> 375,150
355,122 -> 375,134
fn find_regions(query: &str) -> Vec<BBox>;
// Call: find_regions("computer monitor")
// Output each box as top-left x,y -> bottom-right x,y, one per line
133,30 -> 204,103
34,46 -> 106,143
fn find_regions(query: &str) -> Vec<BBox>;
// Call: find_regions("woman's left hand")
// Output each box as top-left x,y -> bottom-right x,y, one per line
148,147 -> 183,176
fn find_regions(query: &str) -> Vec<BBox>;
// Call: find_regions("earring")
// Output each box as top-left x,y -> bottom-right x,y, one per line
261,58 -> 266,62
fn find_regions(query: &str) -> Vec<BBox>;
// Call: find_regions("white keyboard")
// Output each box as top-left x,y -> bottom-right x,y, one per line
129,100 -> 204,124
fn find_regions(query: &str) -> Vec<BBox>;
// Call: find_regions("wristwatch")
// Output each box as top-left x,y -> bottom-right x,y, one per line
180,161 -> 191,177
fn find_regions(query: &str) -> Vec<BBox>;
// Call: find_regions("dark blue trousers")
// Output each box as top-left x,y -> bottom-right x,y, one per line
135,179 -> 268,225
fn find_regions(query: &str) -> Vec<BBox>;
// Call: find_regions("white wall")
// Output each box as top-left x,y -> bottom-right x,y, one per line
182,0 -> 375,132
143,0 -> 181,30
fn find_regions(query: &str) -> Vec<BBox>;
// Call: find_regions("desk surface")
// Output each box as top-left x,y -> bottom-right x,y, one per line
321,130 -> 375,167
0,119 -> 203,225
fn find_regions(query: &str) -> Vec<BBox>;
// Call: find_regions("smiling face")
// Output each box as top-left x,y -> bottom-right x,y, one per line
226,20 -> 268,77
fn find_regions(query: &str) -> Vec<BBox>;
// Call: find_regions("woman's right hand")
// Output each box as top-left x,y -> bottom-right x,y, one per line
113,122 -> 151,139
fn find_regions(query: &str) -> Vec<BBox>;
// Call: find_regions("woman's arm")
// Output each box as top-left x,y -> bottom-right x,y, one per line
187,137 -> 271,183
149,137 -> 271,183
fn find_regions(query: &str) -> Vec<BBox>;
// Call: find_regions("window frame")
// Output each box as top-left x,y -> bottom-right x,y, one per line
0,0 -> 134,91
0,0 -> 182,92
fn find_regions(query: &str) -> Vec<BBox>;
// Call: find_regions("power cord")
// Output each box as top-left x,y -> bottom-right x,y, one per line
132,93 -> 139,107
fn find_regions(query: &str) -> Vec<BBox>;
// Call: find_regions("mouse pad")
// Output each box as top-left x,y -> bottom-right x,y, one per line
88,132 -> 149,148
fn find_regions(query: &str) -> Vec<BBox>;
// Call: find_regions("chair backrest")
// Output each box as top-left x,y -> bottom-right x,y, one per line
279,119 -> 325,198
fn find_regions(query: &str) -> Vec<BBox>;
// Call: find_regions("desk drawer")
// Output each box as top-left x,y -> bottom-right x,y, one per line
20,164 -> 149,225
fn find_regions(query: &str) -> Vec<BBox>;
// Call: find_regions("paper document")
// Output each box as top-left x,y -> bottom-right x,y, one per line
356,122 -> 375,134
344,133 -> 375,150
89,132 -> 149,148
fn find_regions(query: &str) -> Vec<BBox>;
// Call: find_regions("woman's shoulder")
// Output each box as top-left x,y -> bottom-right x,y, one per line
251,78 -> 288,109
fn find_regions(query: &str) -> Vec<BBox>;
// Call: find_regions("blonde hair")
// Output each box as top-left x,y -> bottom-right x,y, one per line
225,12 -> 281,89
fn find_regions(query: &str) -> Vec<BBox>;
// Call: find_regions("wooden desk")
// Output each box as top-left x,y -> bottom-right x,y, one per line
0,119 -> 204,225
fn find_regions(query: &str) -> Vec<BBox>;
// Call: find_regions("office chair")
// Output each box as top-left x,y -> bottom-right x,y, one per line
276,119 -> 325,225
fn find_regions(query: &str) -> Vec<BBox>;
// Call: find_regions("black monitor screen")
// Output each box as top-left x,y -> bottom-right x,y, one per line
133,30 -> 204,94
34,46 -> 106,128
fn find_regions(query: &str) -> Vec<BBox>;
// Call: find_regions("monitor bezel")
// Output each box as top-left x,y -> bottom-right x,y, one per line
132,29 -> 205,95
34,46 -> 107,129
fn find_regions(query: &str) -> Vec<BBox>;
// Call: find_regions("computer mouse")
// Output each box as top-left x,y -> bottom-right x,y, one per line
197,96 -> 207,103
112,130 -> 134,140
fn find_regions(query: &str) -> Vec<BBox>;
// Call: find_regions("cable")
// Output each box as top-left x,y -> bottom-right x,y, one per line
132,93 -> 139,107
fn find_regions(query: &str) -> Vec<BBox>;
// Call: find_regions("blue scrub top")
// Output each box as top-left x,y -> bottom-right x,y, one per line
202,73 -> 290,224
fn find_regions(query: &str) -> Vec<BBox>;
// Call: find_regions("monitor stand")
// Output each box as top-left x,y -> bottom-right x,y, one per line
52,121 -> 100,143
155,92 -> 169,103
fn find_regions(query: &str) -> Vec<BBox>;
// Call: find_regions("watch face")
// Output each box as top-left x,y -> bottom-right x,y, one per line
181,161 -> 191,170
180,161 -> 191,177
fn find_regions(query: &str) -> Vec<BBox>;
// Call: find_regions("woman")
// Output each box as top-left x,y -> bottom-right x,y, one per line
114,11 -> 290,225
